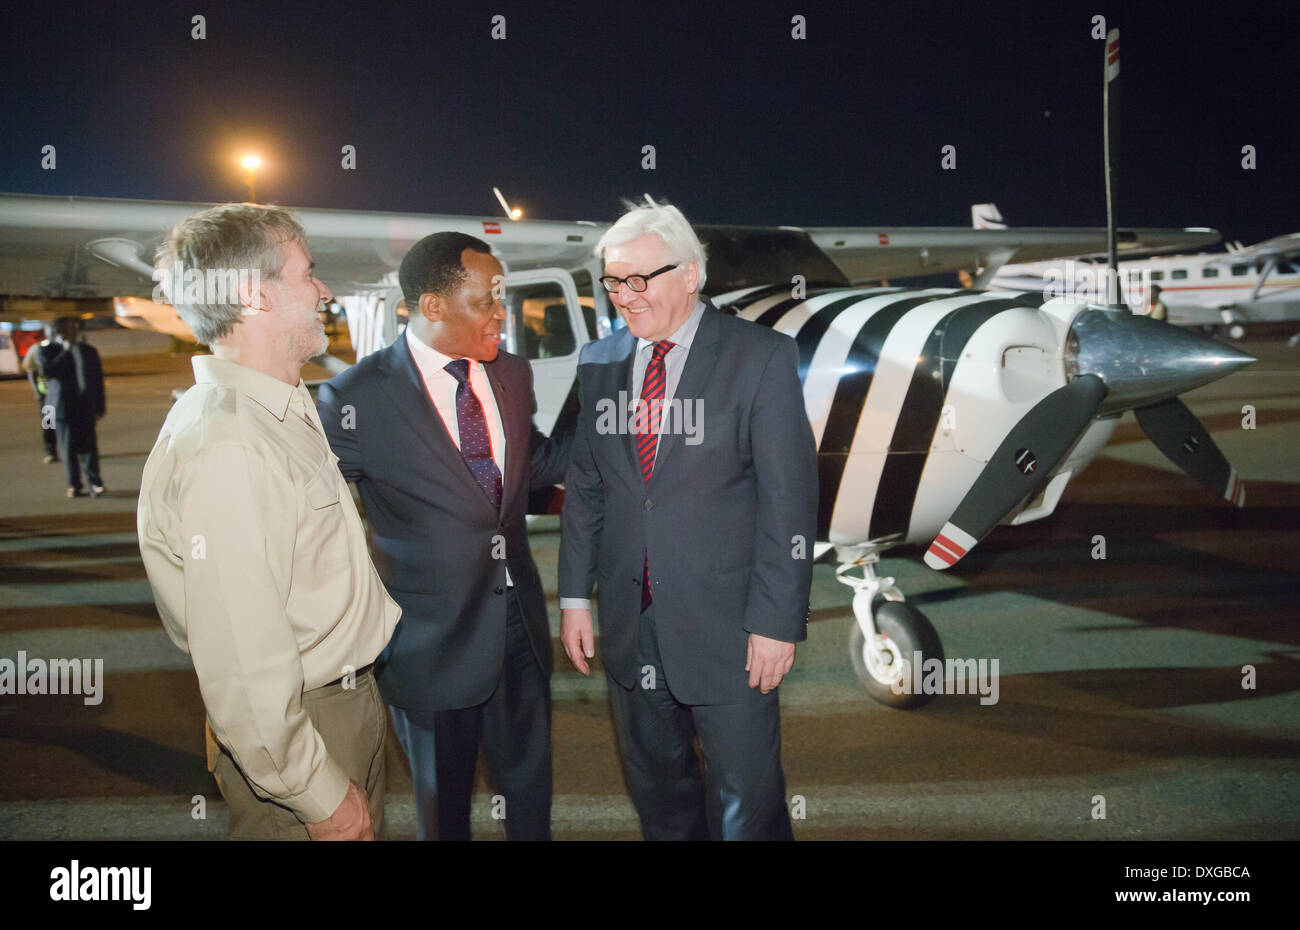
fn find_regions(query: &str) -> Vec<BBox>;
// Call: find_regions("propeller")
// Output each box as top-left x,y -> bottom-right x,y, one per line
1135,397 -> 1246,507
924,374 -> 1107,570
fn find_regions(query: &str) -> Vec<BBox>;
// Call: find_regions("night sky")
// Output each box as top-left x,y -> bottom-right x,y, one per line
2,0 -> 1296,246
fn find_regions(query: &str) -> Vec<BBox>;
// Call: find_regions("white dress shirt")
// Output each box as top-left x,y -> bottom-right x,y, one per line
405,328 -> 506,476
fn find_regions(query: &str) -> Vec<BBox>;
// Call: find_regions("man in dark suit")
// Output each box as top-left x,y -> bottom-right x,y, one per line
23,317 -> 106,498
558,203 -> 818,840
317,232 -> 570,840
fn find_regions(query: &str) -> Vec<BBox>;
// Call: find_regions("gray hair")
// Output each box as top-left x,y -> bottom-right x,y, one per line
153,203 -> 307,346
596,200 -> 708,292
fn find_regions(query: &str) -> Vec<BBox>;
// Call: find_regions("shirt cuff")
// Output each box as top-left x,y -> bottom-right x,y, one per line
285,758 -> 351,825
559,597 -> 591,610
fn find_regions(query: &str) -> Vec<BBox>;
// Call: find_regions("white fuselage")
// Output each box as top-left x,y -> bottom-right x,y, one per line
989,252 -> 1300,327
722,286 -> 1104,549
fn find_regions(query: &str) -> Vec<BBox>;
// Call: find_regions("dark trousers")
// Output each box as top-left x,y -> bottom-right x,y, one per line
606,605 -> 793,841
389,589 -> 552,840
56,419 -> 100,491
37,395 -> 57,456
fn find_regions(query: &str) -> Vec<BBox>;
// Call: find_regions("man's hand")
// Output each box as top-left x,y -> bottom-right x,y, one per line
561,607 -> 595,675
305,779 -> 373,841
746,633 -> 796,693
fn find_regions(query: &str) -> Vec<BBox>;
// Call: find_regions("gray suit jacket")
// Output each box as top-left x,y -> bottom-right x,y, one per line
558,302 -> 818,705
318,339 -> 570,724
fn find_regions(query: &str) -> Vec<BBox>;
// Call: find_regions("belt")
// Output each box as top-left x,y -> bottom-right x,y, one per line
319,662 -> 374,691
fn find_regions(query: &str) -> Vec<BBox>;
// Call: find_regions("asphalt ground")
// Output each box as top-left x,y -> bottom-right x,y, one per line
1,330 -> 1297,841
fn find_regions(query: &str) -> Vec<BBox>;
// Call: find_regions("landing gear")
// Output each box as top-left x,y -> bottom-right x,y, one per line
836,550 -> 944,709
1217,309 -> 1247,342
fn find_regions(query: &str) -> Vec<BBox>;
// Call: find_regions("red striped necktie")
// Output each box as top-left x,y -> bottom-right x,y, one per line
637,340 -> 674,610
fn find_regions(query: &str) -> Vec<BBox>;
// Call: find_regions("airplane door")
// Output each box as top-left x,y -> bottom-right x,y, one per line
503,267 -> 586,434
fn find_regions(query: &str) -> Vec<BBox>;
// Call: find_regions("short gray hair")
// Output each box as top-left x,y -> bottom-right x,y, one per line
596,200 -> 708,291
154,203 -> 306,346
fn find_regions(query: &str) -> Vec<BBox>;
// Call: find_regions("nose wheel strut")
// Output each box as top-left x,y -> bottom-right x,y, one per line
836,552 -> 944,709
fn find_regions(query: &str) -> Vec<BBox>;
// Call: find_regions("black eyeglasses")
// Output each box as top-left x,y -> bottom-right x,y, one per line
599,264 -> 678,294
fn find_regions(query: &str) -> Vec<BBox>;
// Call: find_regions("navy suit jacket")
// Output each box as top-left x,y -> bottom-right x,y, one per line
558,302 -> 818,705
317,337 -> 570,724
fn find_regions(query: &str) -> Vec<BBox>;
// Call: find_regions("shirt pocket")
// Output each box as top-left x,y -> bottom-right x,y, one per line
300,456 -> 351,576
305,458 -> 341,510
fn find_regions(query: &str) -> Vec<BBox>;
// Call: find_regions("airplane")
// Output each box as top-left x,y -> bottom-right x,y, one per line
979,206 -> 1300,341
0,32 -> 1255,710
712,281 -> 1251,707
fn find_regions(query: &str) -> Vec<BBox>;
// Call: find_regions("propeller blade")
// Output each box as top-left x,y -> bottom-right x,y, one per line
1134,397 -> 1246,507
925,375 -> 1108,570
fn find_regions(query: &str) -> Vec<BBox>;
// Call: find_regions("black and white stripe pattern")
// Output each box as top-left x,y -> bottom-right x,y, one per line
716,287 -> 1049,547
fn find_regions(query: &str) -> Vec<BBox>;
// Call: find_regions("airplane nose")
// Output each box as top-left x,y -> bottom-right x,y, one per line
1066,307 -> 1255,414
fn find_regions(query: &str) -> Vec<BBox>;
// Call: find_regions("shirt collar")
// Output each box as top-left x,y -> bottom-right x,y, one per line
636,299 -> 706,355
406,327 -> 479,378
192,355 -> 300,421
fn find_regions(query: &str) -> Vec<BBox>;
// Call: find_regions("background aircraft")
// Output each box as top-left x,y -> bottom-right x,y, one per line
986,231 -> 1300,340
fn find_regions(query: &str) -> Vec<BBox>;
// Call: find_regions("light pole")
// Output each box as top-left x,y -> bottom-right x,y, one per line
240,155 -> 261,202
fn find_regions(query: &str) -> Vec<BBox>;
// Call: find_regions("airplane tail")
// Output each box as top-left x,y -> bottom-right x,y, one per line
971,203 -> 1006,230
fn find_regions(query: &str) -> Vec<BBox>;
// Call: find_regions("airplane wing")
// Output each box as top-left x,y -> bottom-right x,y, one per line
802,225 -> 1220,284
0,192 -> 1221,301
1206,232 -> 1300,266
0,193 -> 603,301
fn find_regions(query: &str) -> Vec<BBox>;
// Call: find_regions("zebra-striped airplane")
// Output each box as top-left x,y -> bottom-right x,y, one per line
712,282 -> 1254,707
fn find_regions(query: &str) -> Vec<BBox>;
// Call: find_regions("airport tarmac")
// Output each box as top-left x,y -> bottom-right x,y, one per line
1,332 -> 1298,840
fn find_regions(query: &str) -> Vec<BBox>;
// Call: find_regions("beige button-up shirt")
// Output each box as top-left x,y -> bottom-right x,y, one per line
138,355 -> 401,823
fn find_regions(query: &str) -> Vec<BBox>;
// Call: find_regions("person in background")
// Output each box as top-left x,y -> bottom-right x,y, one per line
23,322 -> 61,465
23,317 -> 105,497
1147,284 -> 1169,322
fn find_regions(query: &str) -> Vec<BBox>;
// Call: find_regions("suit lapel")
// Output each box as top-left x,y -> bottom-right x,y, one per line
651,307 -> 721,481
483,357 -> 517,518
612,336 -> 642,480
378,338 -> 492,507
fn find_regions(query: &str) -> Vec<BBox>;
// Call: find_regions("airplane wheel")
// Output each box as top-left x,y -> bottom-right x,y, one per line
1226,323 -> 1247,341
849,599 -> 943,710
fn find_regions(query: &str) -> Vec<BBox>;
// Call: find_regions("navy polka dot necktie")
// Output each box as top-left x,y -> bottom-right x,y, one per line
445,358 -> 502,511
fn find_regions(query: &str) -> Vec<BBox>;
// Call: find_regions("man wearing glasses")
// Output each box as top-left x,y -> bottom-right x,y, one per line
558,202 -> 817,840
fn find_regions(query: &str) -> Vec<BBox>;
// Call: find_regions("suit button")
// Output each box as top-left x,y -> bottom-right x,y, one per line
632,577 -> 640,586
494,586 -> 504,595
643,499 -> 653,511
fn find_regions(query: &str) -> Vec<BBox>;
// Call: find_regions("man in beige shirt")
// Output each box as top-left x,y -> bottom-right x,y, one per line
137,203 -> 401,840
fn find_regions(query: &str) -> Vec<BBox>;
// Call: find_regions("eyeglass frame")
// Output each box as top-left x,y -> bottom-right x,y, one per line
599,263 -> 679,294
